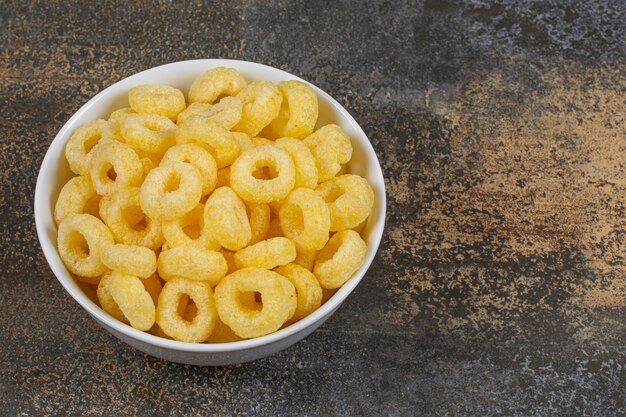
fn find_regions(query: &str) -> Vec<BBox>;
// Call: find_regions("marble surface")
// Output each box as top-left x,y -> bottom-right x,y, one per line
1,0 -> 625,415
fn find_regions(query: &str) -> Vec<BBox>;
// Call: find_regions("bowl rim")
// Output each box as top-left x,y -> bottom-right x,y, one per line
34,58 -> 386,353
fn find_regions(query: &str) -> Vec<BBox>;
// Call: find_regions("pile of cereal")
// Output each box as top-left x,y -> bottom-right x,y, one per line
55,67 -> 374,343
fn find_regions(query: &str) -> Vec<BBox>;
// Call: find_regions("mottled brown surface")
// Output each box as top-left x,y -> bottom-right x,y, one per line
1,0 -> 625,416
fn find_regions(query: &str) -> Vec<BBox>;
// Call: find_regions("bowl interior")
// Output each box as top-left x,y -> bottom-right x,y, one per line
35,59 -> 386,353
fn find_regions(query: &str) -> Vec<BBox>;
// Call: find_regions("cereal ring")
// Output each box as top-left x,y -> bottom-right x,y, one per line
140,162 -> 203,221
54,175 -> 101,225
246,202 -> 271,244
232,132 -> 253,151
214,267 -> 297,339
233,81 -> 283,137
97,272 -> 128,323
101,244 -> 157,279
313,230 -> 367,289
109,271 -> 156,331
230,145 -> 295,203
251,137 -> 274,147
204,318 -> 243,343
316,174 -> 374,231
303,124 -> 352,182
57,214 -> 114,278
128,84 -> 186,121
120,113 -> 177,154
279,188 -> 330,252
156,278 -> 218,343
99,187 -> 164,250
102,107 -> 135,142
275,263 -> 322,322
89,141 -> 143,196
203,187 -> 251,251
177,97 -> 243,129
158,247 -> 227,287
234,237 -> 296,270
161,144 -> 218,196
269,81 -> 318,139
275,137 -> 318,189
188,67 -> 247,104
65,119 -> 109,175
176,115 -> 241,169
294,249 -> 317,271
162,203 -> 220,250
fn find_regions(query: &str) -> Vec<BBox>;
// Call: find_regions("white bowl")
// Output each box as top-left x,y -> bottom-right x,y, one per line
34,59 -> 386,366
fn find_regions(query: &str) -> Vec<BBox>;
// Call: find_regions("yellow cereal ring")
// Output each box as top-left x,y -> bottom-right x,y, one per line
232,132 -> 253,151
140,162 -> 203,221
102,107 -> 135,142
214,267 -> 296,339
233,81 -> 283,137
251,137 -> 275,146
99,187 -> 164,250
316,174 -> 374,231
269,81 -> 318,139
157,247 -> 227,287
279,188 -> 330,252
97,272 -> 128,323
246,202 -> 270,244
65,119 -> 109,175
120,113 -> 177,154
203,187 -> 251,250
108,271 -> 156,331
294,249 -> 317,271
161,144 -> 217,196
101,244 -> 157,279
54,175 -> 100,225
156,278 -> 218,343
234,237 -> 296,270
89,141 -> 143,196
313,230 -> 367,289
275,137 -> 318,189
304,124 -> 353,182
275,263 -> 322,322
230,145 -> 295,203
205,318 -> 243,343
177,97 -> 243,129
57,214 -> 114,278
161,203 -> 219,250
176,115 -> 241,169
128,84 -> 186,121
188,67 -> 247,104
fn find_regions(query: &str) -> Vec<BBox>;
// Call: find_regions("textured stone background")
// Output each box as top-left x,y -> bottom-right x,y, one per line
1,0 -> 625,415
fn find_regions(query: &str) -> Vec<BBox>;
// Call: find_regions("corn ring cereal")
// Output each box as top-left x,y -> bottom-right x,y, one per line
246,202 -> 271,244
97,272 -> 128,323
128,84 -> 186,121
156,278 -> 218,343
161,203 -> 219,250
275,263 -> 322,322
54,175 -> 100,225
214,267 -> 297,339
279,188 -> 330,252
176,115 -> 241,169
89,141 -> 143,196
275,137 -> 318,189
140,162 -> 203,221
161,143 -> 217,196
99,187 -> 164,250
108,271 -> 156,331
177,97 -> 243,130
313,230 -> 367,289
188,67 -> 247,104
65,119 -> 110,175
234,237 -> 296,270
233,81 -> 283,137
251,137 -> 274,147
304,124 -> 353,182
203,187 -> 251,251
269,81 -> 318,139
157,247 -> 227,287
230,145 -> 296,203
102,108 -> 134,142
101,244 -> 157,279
294,249 -> 317,271
120,113 -> 177,154
57,214 -> 114,278
316,174 -> 374,231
